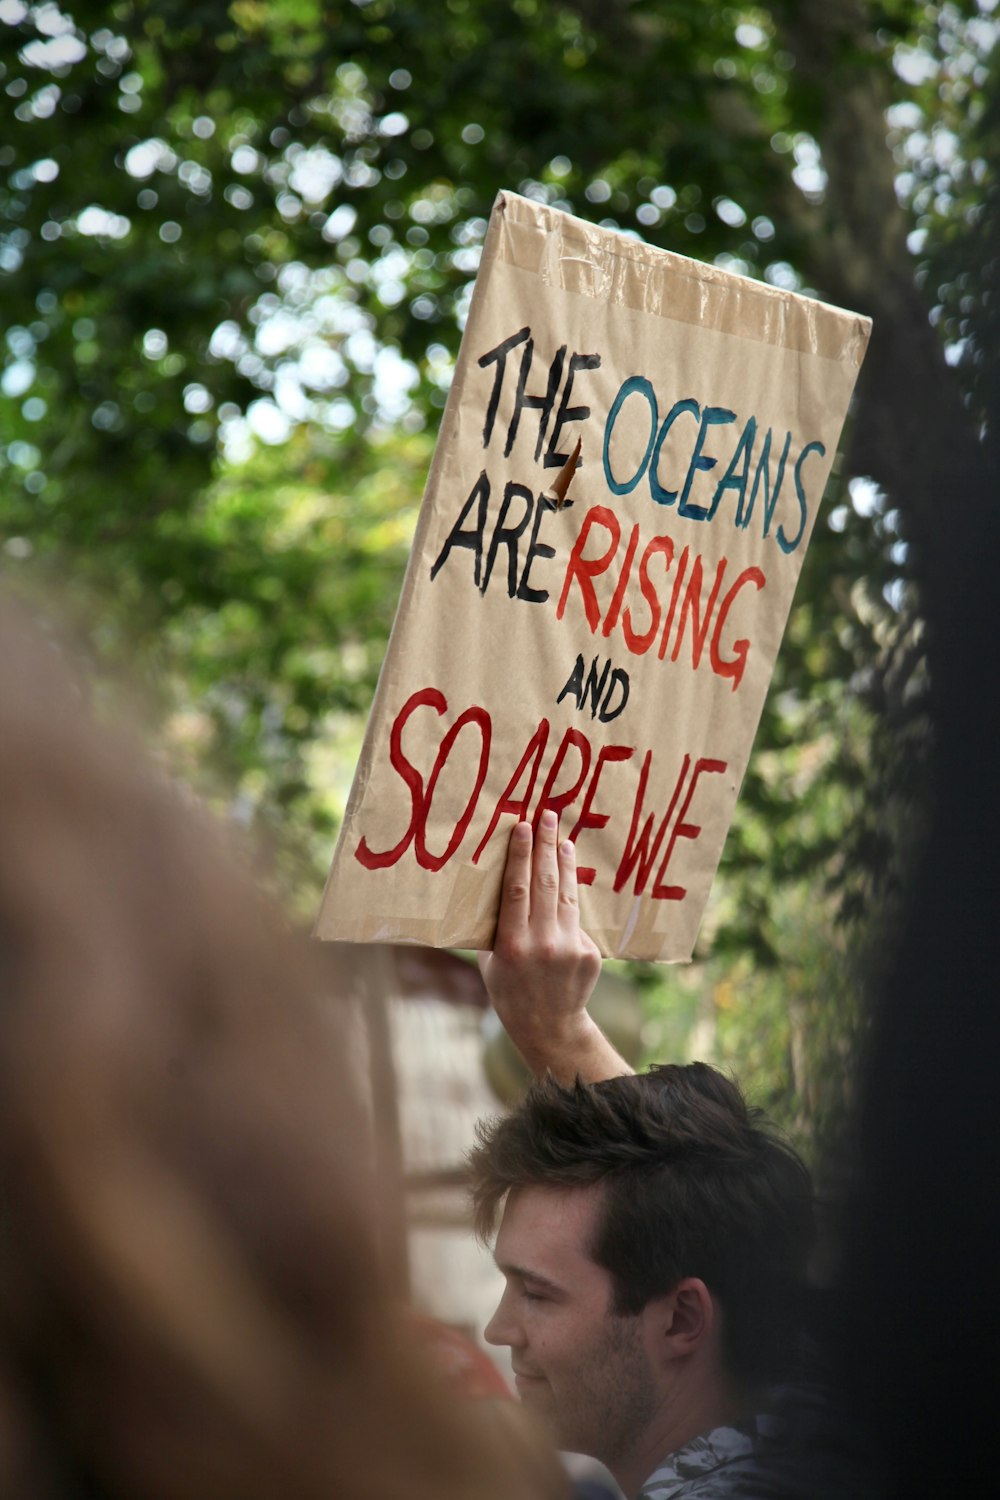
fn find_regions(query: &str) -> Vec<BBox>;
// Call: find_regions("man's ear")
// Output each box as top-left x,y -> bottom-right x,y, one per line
645,1277 -> 715,1360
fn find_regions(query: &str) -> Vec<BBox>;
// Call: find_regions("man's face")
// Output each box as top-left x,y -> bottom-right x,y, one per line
484,1183 -> 657,1466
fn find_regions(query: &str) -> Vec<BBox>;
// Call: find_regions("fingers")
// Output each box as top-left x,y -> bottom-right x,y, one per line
495,819 -> 532,946
557,837 -> 581,928
530,809 -> 560,932
495,816 -> 588,954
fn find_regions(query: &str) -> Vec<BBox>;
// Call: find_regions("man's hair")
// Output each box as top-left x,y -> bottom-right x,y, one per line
469,1063 -> 814,1390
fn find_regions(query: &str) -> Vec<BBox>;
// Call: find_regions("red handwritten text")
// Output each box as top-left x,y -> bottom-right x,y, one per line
355,687 -> 729,898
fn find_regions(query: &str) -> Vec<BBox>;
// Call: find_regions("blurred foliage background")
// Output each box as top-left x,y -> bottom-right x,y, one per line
2,0 -> 997,1156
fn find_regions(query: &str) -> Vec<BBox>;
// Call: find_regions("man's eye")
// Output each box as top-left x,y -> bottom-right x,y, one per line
522,1288 -> 547,1302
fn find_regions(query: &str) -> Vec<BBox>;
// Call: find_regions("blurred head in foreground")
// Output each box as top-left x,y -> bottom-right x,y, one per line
0,597 -> 563,1500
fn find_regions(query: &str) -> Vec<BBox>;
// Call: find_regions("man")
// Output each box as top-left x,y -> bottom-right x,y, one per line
473,812 -> 814,1499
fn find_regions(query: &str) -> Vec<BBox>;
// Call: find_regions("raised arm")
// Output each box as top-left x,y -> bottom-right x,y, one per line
478,812 -> 634,1084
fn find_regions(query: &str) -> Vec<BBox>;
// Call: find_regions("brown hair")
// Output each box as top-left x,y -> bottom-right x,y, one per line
469,1064 -> 814,1390
0,597 -> 564,1500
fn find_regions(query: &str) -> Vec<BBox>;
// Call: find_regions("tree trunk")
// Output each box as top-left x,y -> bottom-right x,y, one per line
775,0 -> 997,674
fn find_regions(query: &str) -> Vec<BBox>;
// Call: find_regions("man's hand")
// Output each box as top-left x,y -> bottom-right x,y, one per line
479,812 -> 633,1083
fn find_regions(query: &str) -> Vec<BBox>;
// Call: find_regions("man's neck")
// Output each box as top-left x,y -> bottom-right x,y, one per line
608,1383 -> 755,1499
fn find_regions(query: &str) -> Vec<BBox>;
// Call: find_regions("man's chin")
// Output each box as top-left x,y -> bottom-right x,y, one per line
513,1371 -> 550,1400
513,1372 -> 559,1427
513,1380 -> 582,1453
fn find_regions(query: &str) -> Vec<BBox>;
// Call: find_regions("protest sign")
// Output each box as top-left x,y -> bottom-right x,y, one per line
316,191 -> 871,961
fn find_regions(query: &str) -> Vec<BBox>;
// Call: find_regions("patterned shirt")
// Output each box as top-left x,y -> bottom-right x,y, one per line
638,1416 -> 773,1499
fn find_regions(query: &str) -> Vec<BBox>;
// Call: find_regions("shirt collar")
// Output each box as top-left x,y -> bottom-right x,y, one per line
638,1414 -> 768,1498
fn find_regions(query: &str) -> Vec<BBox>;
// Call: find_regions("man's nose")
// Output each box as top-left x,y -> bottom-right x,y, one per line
484,1291 -> 519,1348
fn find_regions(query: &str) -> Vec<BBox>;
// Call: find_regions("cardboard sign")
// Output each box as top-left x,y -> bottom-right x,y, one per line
316,192 -> 871,961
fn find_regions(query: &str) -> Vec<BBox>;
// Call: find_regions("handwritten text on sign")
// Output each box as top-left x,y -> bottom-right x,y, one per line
315,192 -> 870,959
356,323 -> 823,899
